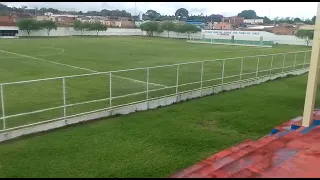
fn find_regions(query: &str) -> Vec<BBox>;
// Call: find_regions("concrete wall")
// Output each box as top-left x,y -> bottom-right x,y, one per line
153,31 -> 202,39
0,26 -> 19,30
17,27 -> 144,36
13,27 -> 311,46
201,30 -> 311,46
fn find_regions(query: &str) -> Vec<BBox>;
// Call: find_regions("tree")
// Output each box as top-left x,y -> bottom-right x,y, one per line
73,20 -> 84,35
156,22 -> 164,33
184,24 -> 201,39
295,29 -> 314,46
294,17 -> 302,23
312,16 -> 316,25
284,17 -> 294,24
17,19 -> 41,36
89,22 -> 107,35
73,20 -> 91,35
63,26 -> 70,35
174,24 -> 187,37
144,10 -> 160,20
39,20 -> 57,36
140,21 -> 161,36
162,21 -> 176,37
263,16 -> 272,25
207,14 -> 223,23
237,10 -> 257,19
174,24 -> 200,39
175,8 -> 189,20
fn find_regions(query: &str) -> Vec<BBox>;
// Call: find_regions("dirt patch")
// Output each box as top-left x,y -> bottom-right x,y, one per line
196,119 -> 217,130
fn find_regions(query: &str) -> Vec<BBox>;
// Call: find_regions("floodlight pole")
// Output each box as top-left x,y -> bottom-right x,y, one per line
302,2 -> 320,127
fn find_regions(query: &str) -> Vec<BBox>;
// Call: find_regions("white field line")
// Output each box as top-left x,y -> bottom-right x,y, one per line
0,47 -> 65,59
112,74 -> 167,87
218,48 -> 273,53
0,49 -> 167,88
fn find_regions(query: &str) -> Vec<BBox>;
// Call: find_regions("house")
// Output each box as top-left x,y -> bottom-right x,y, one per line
121,20 -> 136,28
243,25 -> 274,31
243,19 -> 264,25
44,12 -> 53,16
77,16 -> 105,24
0,16 -> 19,37
56,16 -> 76,27
0,25 -> 19,38
214,22 -> 232,30
51,14 -> 77,18
221,16 -> 244,26
298,24 -> 315,30
77,16 -> 91,23
207,22 -> 218,30
104,19 -> 122,27
0,15 -> 17,26
36,15 -> 57,22
271,24 -> 297,35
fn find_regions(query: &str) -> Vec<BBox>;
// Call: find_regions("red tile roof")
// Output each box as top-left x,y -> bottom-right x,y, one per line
0,16 -> 16,26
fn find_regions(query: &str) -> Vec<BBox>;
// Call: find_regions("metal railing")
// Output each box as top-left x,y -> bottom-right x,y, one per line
0,50 -> 311,132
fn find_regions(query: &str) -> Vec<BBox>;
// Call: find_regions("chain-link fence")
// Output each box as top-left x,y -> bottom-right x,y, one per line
0,50 -> 311,131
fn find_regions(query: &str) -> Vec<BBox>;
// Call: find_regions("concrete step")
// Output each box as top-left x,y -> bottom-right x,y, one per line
209,130 -> 302,178
185,135 -> 280,178
168,139 -> 253,178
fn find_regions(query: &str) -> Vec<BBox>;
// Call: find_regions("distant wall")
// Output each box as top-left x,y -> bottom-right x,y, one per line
17,27 -> 144,36
13,26 -> 311,46
201,30 -> 312,46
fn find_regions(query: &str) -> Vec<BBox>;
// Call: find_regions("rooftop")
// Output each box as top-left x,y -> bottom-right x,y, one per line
246,25 -> 274,30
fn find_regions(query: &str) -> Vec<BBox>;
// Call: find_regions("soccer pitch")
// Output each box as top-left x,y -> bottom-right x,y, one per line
0,36 -> 311,130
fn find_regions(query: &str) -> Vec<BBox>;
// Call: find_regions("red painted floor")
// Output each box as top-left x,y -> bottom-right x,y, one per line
169,110 -> 320,178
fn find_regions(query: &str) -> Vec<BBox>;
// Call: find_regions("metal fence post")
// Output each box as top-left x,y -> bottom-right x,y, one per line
1,84 -> 5,130
240,58 -> 244,80
200,61 -> 204,90
221,60 -> 225,87
146,68 -> 150,100
294,52 -> 297,70
282,53 -> 286,73
303,51 -> 307,68
270,55 -> 274,75
109,72 -> 112,107
256,57 -> 260,78
176,64 -> 180,95
62,78 -> 66,119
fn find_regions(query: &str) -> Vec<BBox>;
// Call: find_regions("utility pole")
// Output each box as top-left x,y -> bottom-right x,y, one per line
134,2 -> 137,20
211,15 -> 213,30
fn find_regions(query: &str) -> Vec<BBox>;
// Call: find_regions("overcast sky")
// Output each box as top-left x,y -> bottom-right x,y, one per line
2,2 -> 317,19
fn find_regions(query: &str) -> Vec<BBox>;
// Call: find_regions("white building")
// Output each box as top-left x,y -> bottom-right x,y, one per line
44,12 -> 53,16
245,25 -> 274,30
51,14 -> 78,18
298,24 -> 315,30
0,26 -> 19,38
36,15 -> 57,22
243,19 -> 264,24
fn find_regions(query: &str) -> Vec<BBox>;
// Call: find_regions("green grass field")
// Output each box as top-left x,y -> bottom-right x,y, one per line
0,36 -> 312,130
0,36 -> 315,177
0,74 -> 319,178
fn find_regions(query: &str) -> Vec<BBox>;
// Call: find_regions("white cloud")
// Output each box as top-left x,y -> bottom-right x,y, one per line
1,2 -> 317,19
